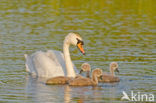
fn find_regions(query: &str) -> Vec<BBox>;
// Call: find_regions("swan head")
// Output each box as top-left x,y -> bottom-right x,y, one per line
79,63 -> 91,74
65,32 -> 85,55
110,62 -> 119,73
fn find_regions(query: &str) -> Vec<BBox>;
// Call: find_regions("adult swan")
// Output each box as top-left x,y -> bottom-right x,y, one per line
24,33 -> 85,78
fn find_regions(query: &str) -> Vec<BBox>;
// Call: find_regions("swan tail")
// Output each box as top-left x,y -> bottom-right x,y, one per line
24,54 -> 30,72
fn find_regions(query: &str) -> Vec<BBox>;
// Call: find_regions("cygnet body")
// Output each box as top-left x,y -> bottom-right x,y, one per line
98,62 -> 120,82
69,68 -> 103,86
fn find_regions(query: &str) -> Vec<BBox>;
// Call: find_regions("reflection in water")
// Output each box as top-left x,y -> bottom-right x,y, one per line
64,85 -> 71,103
109,86 -> 116,101
25,75 -> 121,103
25,75 -> 66,102
25,75 -> 50,102
25,76 -> 73,103
26,75 -> 73,103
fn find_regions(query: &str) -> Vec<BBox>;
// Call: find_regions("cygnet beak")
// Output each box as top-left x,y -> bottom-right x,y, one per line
79,69 -> 83,74
99,75 -> 103,80
115,68 -> 119,73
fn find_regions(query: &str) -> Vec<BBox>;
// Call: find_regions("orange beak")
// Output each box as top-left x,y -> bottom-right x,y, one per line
77,43 -> 85,55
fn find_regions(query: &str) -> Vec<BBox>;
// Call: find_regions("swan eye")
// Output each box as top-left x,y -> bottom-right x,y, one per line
76,38 -> 84,45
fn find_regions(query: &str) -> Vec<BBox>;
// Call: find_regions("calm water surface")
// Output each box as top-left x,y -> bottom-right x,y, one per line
0,0 -> 156,103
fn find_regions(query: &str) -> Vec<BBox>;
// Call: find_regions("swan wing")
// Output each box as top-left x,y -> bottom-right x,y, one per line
25,50 -> 64,78
46,50 -> 78,75
25,50 -> 78,78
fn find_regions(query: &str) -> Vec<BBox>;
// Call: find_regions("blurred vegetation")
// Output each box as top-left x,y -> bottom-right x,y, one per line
1,0 -> 155,21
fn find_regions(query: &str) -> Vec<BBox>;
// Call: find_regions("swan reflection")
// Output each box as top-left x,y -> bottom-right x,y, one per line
25,75 -> 120,102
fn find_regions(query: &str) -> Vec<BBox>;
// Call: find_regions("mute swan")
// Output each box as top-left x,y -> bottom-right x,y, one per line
98,62 -> 120,82
45,63 -> 91,85
24,33 -> 85,78
69,68 -> 103,86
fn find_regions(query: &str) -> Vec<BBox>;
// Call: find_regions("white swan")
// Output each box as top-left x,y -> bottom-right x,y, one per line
24,33 -> 85,78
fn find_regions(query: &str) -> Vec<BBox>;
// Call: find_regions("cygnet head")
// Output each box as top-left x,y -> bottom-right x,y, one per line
92,68 -> 103,77
110,62 -> 119,73
79,63 -> 91,74
64,32 -> 85,55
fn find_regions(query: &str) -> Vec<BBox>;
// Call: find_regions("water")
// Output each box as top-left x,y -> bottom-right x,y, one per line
0,0 -> 156,102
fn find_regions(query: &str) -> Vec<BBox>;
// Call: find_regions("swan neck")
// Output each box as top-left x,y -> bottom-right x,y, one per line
63,41 -> 76,78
